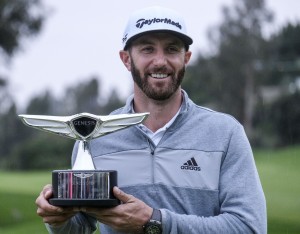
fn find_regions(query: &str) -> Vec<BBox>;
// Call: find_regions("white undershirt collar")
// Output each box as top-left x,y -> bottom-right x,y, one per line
132,104 -> 181,146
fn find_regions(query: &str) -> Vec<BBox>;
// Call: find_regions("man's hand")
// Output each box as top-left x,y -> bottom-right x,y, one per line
36,184 -> 77,226
84,186 -> 153,233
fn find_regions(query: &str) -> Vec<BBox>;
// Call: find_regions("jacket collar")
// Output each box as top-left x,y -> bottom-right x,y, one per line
121,89 -> 190,115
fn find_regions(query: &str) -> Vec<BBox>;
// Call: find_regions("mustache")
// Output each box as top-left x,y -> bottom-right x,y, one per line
147,66 -> 171,74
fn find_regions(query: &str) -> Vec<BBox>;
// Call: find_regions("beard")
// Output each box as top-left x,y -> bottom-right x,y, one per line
130,59 -> 185,101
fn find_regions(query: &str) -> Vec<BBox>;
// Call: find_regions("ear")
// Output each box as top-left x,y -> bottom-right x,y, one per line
184,51 -> 192,65
119,50 -> 131,71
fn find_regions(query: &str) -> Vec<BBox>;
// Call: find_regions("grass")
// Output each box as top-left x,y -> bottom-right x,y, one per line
0,171 -> 51,234
254,146 -> 300,234
0,146 -> 299,233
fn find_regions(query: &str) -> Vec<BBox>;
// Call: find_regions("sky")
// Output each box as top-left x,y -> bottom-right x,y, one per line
3,0 -> 300,109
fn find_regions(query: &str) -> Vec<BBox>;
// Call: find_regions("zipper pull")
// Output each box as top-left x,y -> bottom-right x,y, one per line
147,139 -> 155,155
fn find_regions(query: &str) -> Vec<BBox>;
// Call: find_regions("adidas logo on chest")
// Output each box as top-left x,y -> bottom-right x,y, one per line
180,157 -> 201,171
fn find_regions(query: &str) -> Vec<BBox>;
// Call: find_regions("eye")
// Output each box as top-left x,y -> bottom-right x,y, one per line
140,46 -> 154,54
167,45 -> 181,53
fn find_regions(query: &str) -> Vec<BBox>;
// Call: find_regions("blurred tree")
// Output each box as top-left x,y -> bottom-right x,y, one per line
3,77 -> 125,170
0,0 -> 45,59
0,75 -> 13,114
0,0 -> 46,125
60,76 -> 124,115
256,91 -> 300,147
7,133 -> 73,170
26,90 -> 55,114
254,23 -> 300,146
0,1 -> 125,170
101,88 -> 124,114
0,0 -> 46,166
271,91 -> 300,145
0,103 -> 25,160
183,0 -> 273,138
266,23 -> 300,85
272,23 -> 300,60
23,77 -> 124,116
62,77 -> 101,114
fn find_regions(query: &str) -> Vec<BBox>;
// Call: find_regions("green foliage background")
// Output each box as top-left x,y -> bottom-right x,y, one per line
0,146 -> 300,234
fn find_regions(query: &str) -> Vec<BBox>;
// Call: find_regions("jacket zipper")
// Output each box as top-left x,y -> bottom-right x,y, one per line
147,139 -> 156,184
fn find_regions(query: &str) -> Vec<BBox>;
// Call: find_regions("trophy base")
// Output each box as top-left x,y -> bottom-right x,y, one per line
51,170 -> 119,207
49,198 -> 120,207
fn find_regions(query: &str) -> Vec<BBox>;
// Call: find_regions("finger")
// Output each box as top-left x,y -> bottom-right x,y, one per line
37,206 -> 63,217
113,186 -> 134,203
36,195 -> 63,212
36,187 -> 64,213
73,207 -> 87,212
42,213 -> 74,226
42,184 -> 53,199
37,206 -> 77,219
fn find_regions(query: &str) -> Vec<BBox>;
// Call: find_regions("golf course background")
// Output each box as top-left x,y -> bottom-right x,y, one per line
0,146 -> 299,234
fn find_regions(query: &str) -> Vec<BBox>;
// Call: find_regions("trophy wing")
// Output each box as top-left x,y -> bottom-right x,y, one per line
94,113 -> 149,137
18,114 -> 77,139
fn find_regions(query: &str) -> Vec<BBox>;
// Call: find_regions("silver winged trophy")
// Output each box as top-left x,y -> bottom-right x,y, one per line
19,112 -> 149,207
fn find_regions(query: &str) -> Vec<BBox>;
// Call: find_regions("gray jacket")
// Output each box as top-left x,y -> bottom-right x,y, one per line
47,90 -> 267,234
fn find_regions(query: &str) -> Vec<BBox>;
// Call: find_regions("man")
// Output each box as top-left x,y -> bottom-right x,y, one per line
36,6 -> 267,234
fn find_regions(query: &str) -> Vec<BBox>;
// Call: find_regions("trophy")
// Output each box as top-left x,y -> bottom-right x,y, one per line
19,112 -> 149,207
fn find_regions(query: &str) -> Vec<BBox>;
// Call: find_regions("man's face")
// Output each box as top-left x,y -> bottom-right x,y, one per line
126,33 -> 191,101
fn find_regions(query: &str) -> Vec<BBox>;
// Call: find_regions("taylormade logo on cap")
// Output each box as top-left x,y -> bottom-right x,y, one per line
122,6 -> 193,49
135,18 -> 182,30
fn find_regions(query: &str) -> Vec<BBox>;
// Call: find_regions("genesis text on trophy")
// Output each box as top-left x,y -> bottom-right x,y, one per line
19,112 -> 149,207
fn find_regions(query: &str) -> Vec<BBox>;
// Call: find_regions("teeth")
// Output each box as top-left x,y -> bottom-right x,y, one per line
151,73 -> 168,79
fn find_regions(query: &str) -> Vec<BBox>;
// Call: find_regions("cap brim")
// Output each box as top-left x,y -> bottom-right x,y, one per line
124,30 -> 193,50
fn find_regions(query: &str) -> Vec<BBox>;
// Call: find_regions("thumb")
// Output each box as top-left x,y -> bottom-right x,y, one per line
113,186 -> 133,203
43,184 -> 53,199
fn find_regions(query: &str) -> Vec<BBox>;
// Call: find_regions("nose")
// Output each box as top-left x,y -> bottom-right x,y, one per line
152,49 -> 167,67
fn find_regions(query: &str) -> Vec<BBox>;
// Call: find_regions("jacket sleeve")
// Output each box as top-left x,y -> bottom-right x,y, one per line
45,212 -> 98,234
161,124 -> 267,234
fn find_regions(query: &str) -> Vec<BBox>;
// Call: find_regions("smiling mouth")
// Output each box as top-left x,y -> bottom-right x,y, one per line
150,73 -> 169,79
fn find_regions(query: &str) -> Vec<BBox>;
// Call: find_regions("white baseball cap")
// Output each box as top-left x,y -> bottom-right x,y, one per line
122,6 -> 193,50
